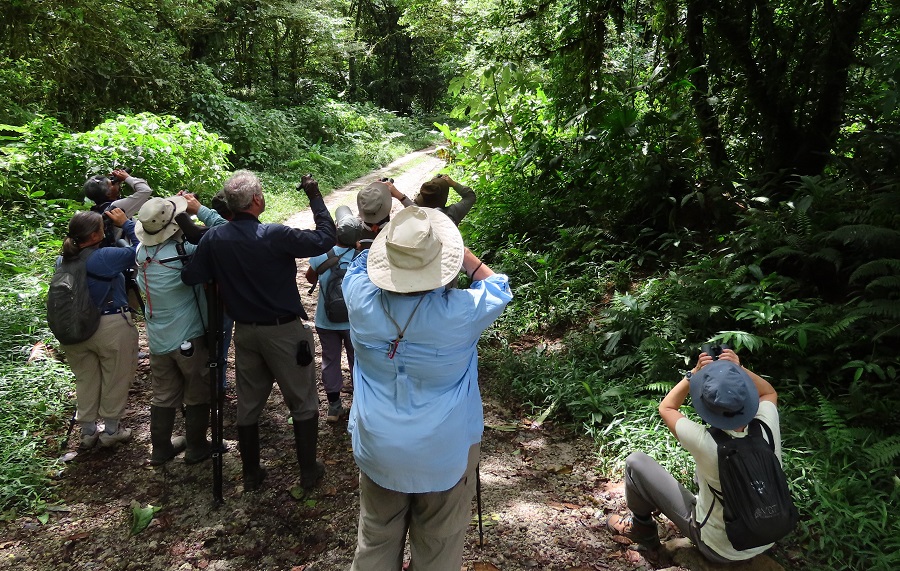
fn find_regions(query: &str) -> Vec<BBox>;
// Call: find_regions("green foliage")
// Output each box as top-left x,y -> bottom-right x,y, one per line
1,113 -> 233,203
0,206 -> 74,513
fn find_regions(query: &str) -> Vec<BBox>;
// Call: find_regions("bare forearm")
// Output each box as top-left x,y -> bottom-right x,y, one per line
462,248 -> 494,281
744,366 -> 777,404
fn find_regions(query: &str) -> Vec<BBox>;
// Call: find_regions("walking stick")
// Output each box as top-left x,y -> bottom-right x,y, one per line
476,462 -> 484,547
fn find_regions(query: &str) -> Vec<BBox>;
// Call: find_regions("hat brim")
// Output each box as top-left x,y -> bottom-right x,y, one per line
367,208 -> 464,293
689,361 -> 759,430
135,196 -> 188,247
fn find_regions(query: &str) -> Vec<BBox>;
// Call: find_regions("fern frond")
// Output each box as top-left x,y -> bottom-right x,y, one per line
645,382 -> 675,394
817,397 -> 847,431
865,435 -> 900,469
826,225 -> 900,249
850,300 -> 900,320
865,276 -> 900,293
849,259 -> 900,284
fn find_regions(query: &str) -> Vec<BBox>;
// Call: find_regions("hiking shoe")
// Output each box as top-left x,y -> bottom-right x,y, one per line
606,513 -> 659,545
326,401 -> 348,423
99,427 -> 132,448
78,432 -> 100,451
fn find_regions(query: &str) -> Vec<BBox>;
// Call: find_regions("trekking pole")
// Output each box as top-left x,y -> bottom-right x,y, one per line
61,409 -> 77,450
205,279 -> 225,507
476,462 -> 484,547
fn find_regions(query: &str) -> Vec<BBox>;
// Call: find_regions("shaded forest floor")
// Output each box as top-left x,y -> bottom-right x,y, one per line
0,150 -> 787,571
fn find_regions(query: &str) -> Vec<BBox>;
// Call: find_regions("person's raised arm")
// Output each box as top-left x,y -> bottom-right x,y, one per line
461,248 -> 494,282
659,352 -> 715,435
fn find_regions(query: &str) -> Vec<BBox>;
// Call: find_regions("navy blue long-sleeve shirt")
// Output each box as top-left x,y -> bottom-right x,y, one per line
180,195 -> 335,323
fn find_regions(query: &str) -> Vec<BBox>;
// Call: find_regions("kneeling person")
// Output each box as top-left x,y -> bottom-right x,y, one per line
135,196 -> 215,465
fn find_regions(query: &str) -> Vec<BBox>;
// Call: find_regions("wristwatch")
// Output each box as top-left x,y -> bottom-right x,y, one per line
685,370 -> 693,380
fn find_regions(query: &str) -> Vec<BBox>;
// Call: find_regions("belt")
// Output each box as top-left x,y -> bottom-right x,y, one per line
101,307 -> 132,316
238,314 -> 298,327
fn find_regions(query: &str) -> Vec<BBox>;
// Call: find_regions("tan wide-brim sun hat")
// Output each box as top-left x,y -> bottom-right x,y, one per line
368,206 -> 464,293
135,195 -> 188,247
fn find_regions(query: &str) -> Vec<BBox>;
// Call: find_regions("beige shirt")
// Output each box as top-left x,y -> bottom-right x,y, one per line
675,401 -> 781,560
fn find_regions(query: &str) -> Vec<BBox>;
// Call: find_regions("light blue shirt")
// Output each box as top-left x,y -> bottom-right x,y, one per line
136,239 -> 207,355
309,246 -> 358,330
343,250 -> 512,493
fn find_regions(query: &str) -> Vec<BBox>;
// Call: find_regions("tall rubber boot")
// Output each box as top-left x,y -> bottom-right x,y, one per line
149,406 -> 186,466
183,404 -> 211,465
237,423 -> 267,491
293,418 -> 325,489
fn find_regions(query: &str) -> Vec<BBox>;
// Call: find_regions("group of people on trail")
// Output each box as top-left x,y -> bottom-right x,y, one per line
49,160 -> 792,568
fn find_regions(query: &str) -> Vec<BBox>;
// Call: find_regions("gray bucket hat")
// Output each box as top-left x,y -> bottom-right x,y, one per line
689,360 -> 759,430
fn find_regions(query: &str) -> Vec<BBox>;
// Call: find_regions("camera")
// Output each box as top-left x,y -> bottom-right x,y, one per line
701,343 -> 730,360
108,166 -> 132,183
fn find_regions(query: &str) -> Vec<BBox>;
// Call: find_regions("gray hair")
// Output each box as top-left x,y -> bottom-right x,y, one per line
222,170 -> 262,212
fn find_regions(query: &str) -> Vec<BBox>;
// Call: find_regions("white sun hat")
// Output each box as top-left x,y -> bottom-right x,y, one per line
367,206 -> 464,293
135,196 -> 188,247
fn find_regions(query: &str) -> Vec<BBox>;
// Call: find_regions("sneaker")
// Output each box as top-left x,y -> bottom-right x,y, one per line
99,427 -> 133,448
78,432 -> 100,451
606,513 -> 659,545
326,401 -> 348,423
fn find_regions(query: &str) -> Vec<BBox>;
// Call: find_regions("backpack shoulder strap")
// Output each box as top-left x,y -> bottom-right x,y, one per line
315,248 -> 352,275
748,418 -> 776,451
698,426 -> 730,529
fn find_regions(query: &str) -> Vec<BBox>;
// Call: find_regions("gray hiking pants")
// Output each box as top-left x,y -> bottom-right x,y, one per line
624,451 -> 732,564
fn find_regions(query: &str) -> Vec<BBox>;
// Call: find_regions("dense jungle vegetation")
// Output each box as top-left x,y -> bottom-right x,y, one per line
1,1 -> 898,569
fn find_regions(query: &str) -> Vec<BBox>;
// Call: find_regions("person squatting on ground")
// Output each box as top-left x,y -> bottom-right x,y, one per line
304,206 -> 362,423
135,195 -> 225,466
59,209 -> 140,450
181,171 -> 336,492
83,169 -> 153,247
343,206 -> 512,571
606,348 -> 782,563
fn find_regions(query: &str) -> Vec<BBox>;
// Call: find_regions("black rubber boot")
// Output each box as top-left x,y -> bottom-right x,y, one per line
149,406 -> 186,466
293,418 -> 325,489
183,404 -> 211,465
237,423 -> 267,491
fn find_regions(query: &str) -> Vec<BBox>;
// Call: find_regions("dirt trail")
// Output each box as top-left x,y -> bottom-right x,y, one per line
0,150 -> 660,571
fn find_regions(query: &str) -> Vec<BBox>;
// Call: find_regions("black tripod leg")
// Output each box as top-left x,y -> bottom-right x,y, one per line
206,281 -> 225,507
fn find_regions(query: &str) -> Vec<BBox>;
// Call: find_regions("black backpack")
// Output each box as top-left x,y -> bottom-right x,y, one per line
314,248 -> 356,323
700,419 -> 799,550
46,250 -> 113,345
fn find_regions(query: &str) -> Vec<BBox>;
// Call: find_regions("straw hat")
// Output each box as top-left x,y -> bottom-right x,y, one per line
135,196 -> 187,246
367,206 -> 463,293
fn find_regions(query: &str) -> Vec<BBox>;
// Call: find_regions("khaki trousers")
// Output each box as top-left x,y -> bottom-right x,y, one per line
64,312 -> 138,422
350,443 -> 480,571
233,320 -> 318,425
148,334 -> 211,408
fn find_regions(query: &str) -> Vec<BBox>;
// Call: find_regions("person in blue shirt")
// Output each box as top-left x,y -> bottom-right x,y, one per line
58,209 -> 140,450
304,206 -> 362,423
135,195 -> 226,466
343,206 -> 512,571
